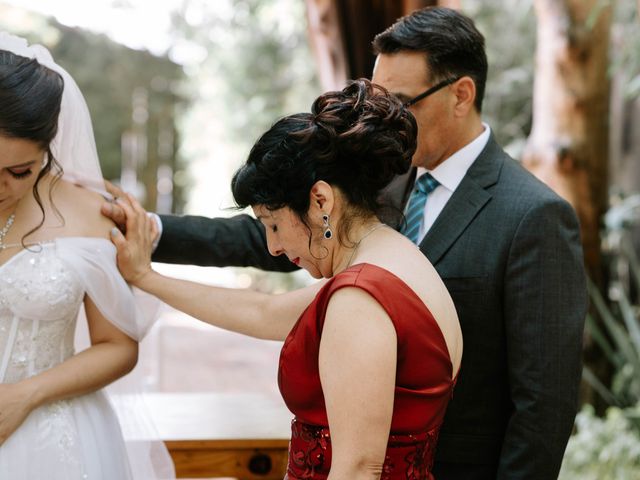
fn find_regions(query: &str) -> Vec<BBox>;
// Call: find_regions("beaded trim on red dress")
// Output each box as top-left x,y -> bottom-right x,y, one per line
285,418 -> 440,480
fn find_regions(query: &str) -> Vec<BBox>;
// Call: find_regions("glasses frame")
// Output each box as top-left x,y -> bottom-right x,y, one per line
402,76 -> 461,108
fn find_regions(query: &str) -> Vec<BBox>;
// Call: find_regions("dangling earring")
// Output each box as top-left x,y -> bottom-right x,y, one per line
322,214 -> 333,240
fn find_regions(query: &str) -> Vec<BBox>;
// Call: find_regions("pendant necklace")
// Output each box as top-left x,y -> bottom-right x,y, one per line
345,223 -> 387,268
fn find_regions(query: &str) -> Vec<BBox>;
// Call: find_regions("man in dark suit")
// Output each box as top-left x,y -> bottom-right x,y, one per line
105,7 -> 587,479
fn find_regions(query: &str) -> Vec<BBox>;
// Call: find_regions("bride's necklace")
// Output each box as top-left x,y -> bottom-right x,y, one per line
344,222 -> 387,269
0,212 -> 16,251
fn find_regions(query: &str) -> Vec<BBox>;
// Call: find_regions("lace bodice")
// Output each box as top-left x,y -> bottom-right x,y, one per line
0,237 -> 145,384
0,243 -> 83,383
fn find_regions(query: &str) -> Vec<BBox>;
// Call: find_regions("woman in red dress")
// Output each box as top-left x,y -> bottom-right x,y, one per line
114,79 -> 462,479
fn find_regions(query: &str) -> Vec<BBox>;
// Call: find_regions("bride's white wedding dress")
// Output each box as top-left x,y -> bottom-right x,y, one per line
0,236 -> 144,479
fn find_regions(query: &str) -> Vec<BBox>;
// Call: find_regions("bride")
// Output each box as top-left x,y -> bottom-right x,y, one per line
0,33 -> 173,479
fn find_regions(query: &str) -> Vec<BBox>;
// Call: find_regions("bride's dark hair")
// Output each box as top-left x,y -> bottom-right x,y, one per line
231,78 -> 417,245
0,50 -> 64,243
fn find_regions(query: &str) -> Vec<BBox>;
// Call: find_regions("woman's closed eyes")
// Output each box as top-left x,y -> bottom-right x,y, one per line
7,168 -> 33,179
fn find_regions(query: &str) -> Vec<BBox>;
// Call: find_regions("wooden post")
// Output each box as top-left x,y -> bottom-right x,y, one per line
305,0 -> 456,90
305,0 -> 349,91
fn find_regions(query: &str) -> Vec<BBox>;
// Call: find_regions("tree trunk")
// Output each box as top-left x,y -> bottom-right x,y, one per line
524,0 -> 611,284
435,0 -> 461,9
525,0 -> 612,411
402,0 -> 451,12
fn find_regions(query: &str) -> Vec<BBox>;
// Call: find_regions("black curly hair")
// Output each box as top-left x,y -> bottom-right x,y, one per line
231,78 -> 417,245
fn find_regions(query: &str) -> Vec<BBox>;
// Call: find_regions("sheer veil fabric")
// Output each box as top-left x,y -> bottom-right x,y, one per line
0,32 -> 175,478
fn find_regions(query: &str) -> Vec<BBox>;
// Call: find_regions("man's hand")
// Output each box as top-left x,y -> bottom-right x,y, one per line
109,193 -> 158,285
100,180 -> 129,232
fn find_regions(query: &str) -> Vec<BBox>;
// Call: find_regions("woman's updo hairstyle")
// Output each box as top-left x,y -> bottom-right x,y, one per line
0,50 -> 63,148
232,79 -> 416,242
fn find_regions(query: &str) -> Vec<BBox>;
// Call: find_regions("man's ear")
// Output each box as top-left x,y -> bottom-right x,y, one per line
452,76 -> 476,117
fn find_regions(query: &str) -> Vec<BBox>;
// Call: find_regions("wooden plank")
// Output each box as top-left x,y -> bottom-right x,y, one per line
167,447 -> 288,479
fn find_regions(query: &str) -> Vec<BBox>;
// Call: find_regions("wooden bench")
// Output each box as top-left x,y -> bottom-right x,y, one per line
145,392 -> 291,479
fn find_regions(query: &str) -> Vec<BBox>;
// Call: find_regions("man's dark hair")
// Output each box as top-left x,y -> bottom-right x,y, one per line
372,7 -> 488,112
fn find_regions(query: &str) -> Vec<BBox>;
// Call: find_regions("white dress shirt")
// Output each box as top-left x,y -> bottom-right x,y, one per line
413,123 -> 491,243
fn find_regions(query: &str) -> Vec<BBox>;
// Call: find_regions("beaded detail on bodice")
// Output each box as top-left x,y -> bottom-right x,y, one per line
0,244 -> 84,383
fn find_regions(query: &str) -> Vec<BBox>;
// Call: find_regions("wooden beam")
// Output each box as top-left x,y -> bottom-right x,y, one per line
305,0 -> 461,91
305,0 -> 349,91
403,0 -> 440,13
334,0 -> 404,80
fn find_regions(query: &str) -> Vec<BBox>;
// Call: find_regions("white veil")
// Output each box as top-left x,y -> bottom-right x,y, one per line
0,32 -> 175,479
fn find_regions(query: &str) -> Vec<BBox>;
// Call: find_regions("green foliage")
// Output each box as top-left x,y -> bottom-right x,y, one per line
171,0 -> 320,158
585,279 -> 640,408
559,404 -> 640,480
584,195 -> 640,409
564,194 -> 640,477
611,0 -> 640,98
50,26 -> 185,178
467,0 -> 535,157
561,194 -> 640,478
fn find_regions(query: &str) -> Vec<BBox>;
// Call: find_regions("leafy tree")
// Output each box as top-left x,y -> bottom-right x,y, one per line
169,0 -> 320,171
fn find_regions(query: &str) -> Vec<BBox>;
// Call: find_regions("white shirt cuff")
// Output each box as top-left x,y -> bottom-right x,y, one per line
148,212 -> 163,252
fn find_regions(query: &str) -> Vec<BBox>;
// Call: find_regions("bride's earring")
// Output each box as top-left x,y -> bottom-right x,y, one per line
322,214 -> 333,240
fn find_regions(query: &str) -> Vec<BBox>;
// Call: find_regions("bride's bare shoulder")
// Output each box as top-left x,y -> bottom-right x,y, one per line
51,178 -> 116,240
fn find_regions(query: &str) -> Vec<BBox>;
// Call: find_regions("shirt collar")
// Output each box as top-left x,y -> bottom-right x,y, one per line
417,123 -> 491,192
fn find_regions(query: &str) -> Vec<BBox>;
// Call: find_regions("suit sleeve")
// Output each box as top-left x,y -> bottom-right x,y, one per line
152,213 -> 298,272
498,197 -> 587,479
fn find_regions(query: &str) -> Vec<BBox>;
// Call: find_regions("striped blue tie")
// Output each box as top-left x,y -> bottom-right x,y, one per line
401,173 -> 439,244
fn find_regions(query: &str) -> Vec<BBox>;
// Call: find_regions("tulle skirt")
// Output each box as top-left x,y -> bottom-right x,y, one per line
0,390 -> 133,480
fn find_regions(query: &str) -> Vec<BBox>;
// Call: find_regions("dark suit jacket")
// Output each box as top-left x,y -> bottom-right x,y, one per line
155,134 -> 588,480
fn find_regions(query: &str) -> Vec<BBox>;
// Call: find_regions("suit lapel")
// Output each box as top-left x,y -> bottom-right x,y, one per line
419,134 -> 505,265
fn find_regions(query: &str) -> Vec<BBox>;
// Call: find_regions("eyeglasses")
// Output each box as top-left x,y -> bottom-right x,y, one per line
402,77 -> 460,108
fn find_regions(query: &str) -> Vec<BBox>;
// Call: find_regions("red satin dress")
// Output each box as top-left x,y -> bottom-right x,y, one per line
278,263 -> 458,480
